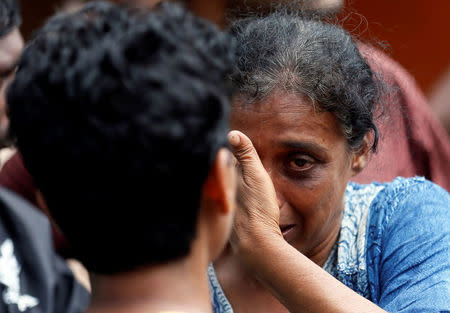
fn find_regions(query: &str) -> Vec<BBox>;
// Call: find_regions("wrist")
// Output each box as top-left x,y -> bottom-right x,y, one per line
237,230 -> 288,268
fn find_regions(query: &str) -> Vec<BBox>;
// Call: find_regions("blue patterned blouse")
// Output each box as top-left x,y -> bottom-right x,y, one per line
209,177 -> 450,313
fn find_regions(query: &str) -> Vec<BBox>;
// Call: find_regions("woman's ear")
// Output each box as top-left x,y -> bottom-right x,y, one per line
351,133 -> 373,176
202,148 -> 236,215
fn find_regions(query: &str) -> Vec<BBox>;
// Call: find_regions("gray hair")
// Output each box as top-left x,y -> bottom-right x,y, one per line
230,11 -> 381,151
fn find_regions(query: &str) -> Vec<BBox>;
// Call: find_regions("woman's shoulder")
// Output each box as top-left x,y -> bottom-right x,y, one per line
348,175 -> 440,192
374,175 -> 446,195
360,177 -> 450,308
348,176 -> 448,216
347,176 -> 449,244
352,176 -> 450,256
362,175 -> 450,250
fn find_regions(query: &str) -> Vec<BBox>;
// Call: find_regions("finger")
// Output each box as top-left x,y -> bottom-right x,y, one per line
228,130 -> 266,181
228,130 -> 260,164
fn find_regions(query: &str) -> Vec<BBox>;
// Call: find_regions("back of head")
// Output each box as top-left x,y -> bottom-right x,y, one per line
8,1 -> 234,274
230,11 -> 380,152
0,0 -> 21,37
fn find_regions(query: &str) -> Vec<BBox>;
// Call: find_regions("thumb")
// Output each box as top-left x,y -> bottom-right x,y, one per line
228,130 -> 266,183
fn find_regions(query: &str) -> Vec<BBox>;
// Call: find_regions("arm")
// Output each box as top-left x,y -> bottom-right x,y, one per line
242,235 -> 386,313
227,130 -> 386,313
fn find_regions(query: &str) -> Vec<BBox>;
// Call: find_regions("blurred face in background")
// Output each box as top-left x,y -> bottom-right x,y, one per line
0,27 -> 23,146
227,0 -> 345,14
308,0 -> 344,12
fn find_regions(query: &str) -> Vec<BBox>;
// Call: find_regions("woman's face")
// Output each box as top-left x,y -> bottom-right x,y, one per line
231,90 -> 365,265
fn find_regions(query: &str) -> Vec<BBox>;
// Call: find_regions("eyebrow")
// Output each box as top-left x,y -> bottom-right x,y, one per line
279,141 -> 328,155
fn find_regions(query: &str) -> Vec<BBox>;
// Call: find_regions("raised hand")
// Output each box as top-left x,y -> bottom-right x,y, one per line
227,130 -> 282,262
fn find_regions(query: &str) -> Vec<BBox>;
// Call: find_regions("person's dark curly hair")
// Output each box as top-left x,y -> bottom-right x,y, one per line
8,1 -> 235,274
0,0 -> 21,37
230,11 -> 381,152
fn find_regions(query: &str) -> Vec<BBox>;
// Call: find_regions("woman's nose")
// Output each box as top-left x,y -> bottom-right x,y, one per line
265,166 -> 285,209
276,191 -> 286,209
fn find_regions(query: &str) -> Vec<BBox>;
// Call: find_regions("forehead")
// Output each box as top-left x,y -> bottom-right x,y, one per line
0,28 -> 24,72
231,91 -> 345,148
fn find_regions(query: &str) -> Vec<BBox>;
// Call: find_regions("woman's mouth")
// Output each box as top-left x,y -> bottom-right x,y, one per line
280,224 -> 296,239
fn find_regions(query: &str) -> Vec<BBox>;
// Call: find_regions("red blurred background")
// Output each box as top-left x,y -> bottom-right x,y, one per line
343,0 -> 450,95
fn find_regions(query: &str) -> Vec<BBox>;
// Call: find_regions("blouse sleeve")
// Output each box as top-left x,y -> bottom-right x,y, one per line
368,178 -> 450,312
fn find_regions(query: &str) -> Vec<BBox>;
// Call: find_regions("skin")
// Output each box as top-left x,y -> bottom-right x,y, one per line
0,27 -> 24,145
215,90 -> 383,313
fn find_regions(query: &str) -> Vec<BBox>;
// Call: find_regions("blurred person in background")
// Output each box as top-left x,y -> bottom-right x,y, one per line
0,184 -> 90,312
0,0 -> 71,253
0,2 -> 90,313
0,0 -> 23,165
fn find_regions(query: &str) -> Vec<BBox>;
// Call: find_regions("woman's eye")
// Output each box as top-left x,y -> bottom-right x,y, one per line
287,156 -> 314,171
293,158 -> 307,167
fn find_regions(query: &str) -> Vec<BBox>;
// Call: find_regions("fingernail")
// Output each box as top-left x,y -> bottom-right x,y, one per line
228,132 -> 240,146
